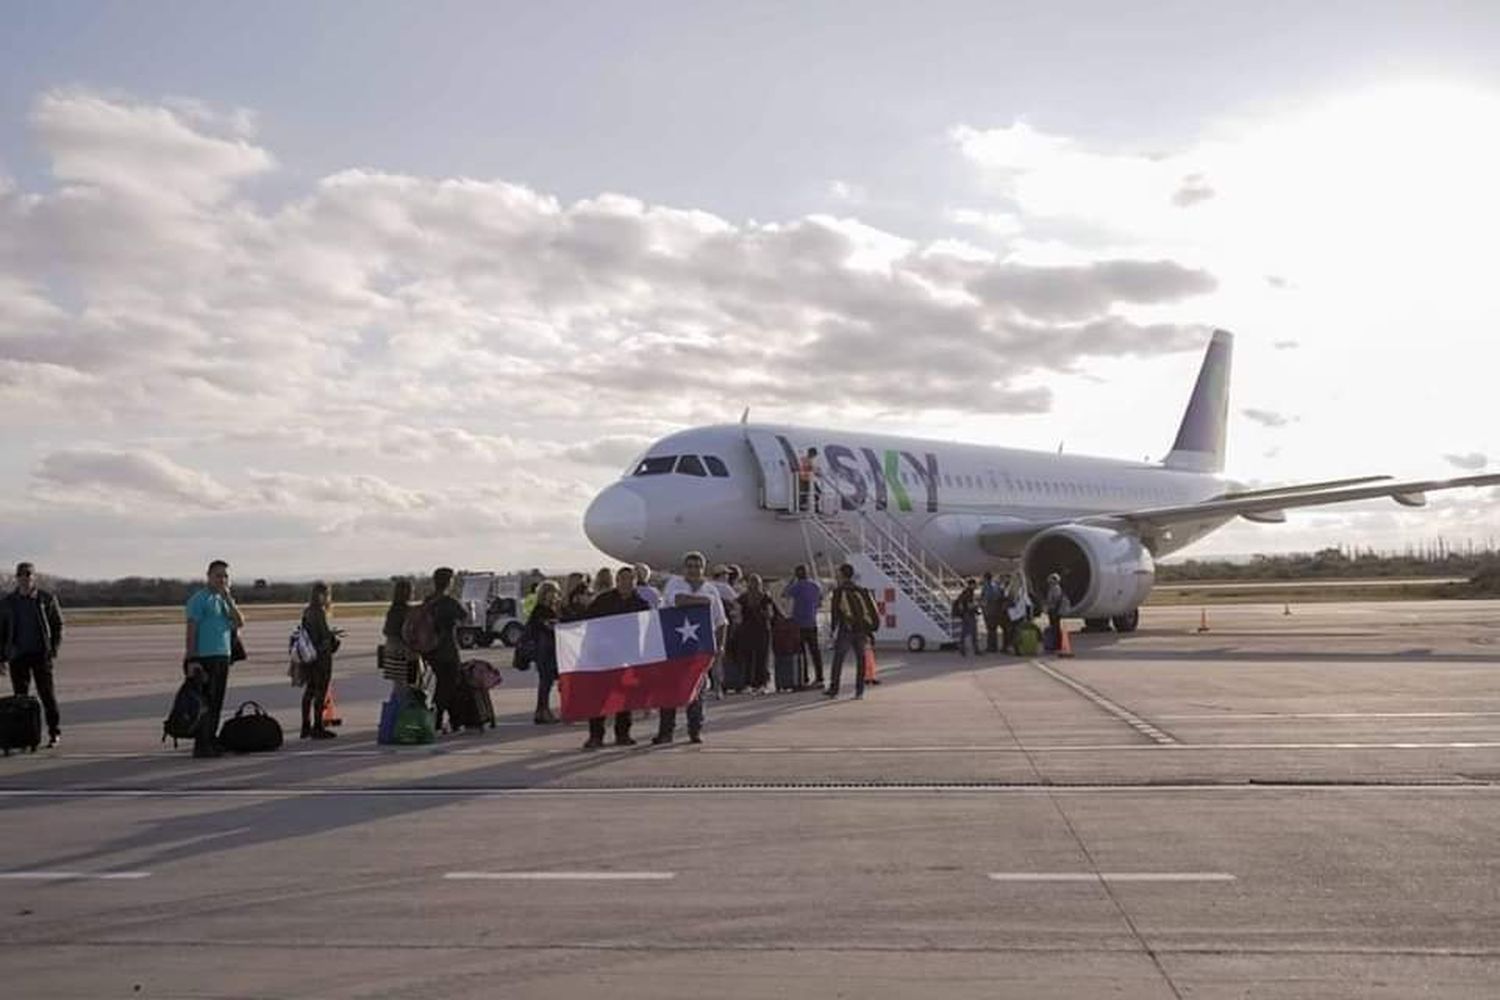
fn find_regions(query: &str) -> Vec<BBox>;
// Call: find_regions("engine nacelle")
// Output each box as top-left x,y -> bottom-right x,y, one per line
1022,525 -> 1155,618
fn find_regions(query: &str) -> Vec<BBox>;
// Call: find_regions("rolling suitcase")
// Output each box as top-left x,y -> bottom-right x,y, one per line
773,653 -> 799,692
449,675 -> 495,731
0,695 -> 43,755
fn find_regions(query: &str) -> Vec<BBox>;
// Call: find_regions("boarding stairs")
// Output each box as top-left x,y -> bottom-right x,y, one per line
796,492 -> 964,650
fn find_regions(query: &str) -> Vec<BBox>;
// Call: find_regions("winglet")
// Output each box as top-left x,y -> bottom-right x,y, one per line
1163,329 -> 1233,473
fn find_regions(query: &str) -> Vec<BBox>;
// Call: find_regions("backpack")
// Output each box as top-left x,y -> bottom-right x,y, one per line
838,586 -> 880,634
163,674 -> 207,745
511,631 -> 537,671
288,624 -> 318,666
402,599 -> 441,655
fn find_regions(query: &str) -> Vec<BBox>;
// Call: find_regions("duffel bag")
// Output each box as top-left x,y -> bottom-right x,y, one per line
218,701 -> 284,753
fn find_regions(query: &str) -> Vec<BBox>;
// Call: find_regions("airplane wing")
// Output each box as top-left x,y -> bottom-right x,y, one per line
977,473 -> 1500,556
1083,472 -> 1500,532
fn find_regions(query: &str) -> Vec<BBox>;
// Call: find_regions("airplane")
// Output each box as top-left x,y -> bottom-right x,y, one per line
583,330 -> 1500,638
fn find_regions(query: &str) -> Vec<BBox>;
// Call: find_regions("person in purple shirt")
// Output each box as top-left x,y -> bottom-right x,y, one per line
779,564 -> 824,688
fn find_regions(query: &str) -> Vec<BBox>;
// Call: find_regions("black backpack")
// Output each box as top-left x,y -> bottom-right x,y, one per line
218,701 -> 284,753
163,675 -> 207,745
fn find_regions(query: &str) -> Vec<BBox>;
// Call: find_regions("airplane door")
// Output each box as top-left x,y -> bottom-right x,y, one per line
745,431 -> 795,511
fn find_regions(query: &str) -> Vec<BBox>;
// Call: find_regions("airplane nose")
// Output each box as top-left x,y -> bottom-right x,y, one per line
584,484 -> 647,559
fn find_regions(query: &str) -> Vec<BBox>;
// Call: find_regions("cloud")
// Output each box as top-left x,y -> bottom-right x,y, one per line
1241,407 -> 1293,428
35,447 -> 234,508
0,89 -> 1222,574
1443,452 -> 1488,471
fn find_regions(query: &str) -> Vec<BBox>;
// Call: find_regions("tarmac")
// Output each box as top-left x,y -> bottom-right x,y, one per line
1,600 -> 1497,998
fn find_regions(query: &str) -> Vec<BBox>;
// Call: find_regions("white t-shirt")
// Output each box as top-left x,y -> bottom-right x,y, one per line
662,575 -> 728,632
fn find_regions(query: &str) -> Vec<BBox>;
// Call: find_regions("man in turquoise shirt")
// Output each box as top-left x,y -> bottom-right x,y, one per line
184,559 -> 245,758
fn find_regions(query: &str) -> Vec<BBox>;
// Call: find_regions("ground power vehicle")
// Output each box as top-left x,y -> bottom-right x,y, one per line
455,572 -> 527,649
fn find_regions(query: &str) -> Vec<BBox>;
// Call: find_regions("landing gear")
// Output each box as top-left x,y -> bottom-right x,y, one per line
1111,609 -> 1140,633
457,628 -> 478,650
1081,617 -> 1114,634
906,634 -> 927,653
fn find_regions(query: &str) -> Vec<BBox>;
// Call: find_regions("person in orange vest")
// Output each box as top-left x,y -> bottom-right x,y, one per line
797,447 -> 819,513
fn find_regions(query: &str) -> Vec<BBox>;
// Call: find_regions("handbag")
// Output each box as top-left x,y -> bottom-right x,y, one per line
217,701 -> 283,753
230,630 -> 248,663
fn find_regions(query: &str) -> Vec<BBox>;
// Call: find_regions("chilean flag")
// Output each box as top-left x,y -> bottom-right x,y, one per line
555,605 -> 717,722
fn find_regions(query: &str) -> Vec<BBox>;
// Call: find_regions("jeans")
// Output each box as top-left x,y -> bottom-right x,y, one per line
7,652 -> 60,735
193,656 -> 231,752
534,661 -> 558,717
301,655 -> 332,732
958,617 -> 980,656
983,616 -> 1000,653
827,629 -> 869,697
798,626 -> 824,682
657,676 -> 705,737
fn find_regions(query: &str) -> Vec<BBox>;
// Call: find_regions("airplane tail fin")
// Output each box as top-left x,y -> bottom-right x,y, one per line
1163,328 -> 1233,473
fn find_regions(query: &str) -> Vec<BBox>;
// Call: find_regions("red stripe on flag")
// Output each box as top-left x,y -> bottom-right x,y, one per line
557,653 -> 714,722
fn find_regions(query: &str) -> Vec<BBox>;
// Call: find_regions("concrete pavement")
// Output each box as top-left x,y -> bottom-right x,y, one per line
1,601 -> 1497,997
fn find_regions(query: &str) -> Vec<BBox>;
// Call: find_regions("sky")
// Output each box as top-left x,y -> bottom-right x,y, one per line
3,0 -> 1499,579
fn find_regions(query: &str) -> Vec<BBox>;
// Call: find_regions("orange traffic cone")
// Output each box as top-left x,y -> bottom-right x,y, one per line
862,646 -> 881,684
1057,627 -> 1075,659
321,682 -> 342,727
1197,608 -> 1210,633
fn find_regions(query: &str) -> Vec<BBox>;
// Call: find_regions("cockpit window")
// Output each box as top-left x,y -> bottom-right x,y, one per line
633,456 -> 676,476
676,455 -> 708,477
704,455 -> 729,478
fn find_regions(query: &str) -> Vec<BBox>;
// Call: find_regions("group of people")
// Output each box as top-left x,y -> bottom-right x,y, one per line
0,548 -> 915,759
949,569 -> 1067,656
515,552 -> 882,750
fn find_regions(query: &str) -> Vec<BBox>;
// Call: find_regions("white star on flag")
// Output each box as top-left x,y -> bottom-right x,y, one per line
675,619 -> 701,645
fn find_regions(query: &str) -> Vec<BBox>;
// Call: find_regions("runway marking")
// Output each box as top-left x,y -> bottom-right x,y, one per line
1029,660 -> 1178,745
0,781 -> 1495,799
0,871 -> 150,880
1158,711 -> 1500,721
22,739 -> 1500,763
444,871 -> 675,881
988,872 -> 1235,883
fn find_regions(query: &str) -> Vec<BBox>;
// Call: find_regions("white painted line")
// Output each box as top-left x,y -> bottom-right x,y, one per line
444,871 -> 675,881
0,871 -> 150,880
988,872 -> 1235,883
1029,660 -> 1178,745
1157,711 -> 1500,721
0,782 -> 1494,800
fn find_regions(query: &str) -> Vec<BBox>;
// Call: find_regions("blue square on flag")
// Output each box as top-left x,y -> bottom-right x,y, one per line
659,603 -> 716,658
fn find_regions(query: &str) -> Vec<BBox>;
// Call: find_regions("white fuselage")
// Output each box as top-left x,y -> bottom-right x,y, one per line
584,423 -> 1235,577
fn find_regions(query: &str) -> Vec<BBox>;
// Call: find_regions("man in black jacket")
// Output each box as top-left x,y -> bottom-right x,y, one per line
1,562 -> 65,747
581,567 -> 646,749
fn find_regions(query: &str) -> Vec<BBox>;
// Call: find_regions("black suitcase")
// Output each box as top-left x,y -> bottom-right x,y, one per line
773,653 -> 799,692
448,678 -> 495,731
0,695 -> 43,755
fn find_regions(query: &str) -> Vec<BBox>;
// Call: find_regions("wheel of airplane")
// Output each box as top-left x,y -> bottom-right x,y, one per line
1111,609 -> 1140,633
1081,617 -> 1114,633
457,628 -> 477,650
906,634 -> 926,653
476,633 -> 496,648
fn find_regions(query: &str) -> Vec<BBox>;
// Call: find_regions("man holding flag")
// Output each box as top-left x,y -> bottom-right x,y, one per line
655,552 -> 726,744
554,552 -> 722,745
580,566 -> 648,750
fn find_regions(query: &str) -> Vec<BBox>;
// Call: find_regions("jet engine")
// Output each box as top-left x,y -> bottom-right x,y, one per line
1021,525 -> 1155,619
